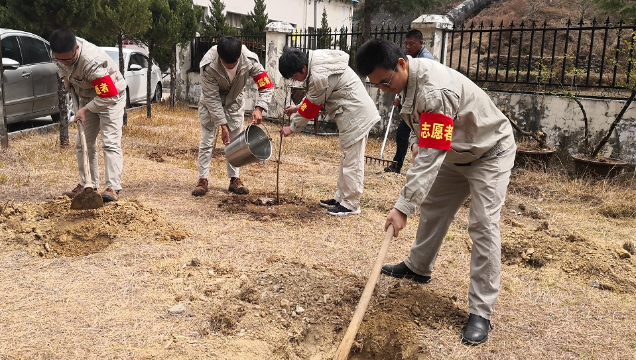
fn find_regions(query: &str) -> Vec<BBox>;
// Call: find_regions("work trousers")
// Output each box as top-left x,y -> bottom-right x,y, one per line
197,112 -> 244,179
391,119 -> 411,171
334,135 -> 367,211
404,144 -> 516,320
76,93 -> 126,191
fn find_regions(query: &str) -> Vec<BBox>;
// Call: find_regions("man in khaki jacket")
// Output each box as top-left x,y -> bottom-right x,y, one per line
50,29 -> 127,202
192,36 -> 274,196
356,39 -> 516,345
279,48 -> 379,216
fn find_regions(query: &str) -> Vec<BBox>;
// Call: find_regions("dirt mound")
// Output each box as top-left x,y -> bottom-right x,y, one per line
176,255 -> 469,359
0,198 -> 188,258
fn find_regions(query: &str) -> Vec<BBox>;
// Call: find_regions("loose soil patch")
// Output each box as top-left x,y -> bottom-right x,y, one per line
0,104 -> 634,359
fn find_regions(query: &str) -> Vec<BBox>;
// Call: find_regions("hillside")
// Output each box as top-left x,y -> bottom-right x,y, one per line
370,0 -> 612,29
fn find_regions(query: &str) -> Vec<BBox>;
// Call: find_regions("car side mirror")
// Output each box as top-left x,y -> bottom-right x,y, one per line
2,58 -> 20,69
129,64 -> 142,71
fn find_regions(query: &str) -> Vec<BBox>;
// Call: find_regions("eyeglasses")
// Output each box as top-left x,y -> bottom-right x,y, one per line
369,67 -> 397,88
53,48 -> 77,63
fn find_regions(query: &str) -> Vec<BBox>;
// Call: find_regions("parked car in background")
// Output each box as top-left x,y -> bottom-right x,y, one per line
1,28 -> 63,124
100,47 -> 162,107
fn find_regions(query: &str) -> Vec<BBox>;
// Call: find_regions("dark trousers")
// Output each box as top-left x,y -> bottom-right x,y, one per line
391,119 -> 411,171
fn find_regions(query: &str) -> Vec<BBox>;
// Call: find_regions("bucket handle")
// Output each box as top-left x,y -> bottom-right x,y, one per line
249,123 -> 273,142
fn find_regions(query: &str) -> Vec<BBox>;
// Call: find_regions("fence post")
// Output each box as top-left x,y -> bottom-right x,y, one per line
265,21 -> 294,120
411,15 -> 453,65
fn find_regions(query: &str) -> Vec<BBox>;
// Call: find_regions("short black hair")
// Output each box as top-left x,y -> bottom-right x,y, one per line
48,29 -> 77,53
217,36 -> 242,63
278,47 -> 308,79
356,39 -> 406,77
405,29 -> 424,41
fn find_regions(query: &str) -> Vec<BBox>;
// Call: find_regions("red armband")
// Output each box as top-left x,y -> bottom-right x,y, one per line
253,72 -> 274,90
418,112 -> 454,150
297,98 -> 322,119
91,75 -> 119,98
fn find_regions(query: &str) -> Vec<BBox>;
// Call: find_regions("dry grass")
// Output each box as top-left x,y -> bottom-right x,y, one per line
0,103 -> 635,359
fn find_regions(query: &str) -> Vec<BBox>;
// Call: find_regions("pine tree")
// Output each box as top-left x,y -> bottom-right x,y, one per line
317,8 -> 331,49
202,0 -> 232,37
338,25 -> 349,53
241,0 -> 268,36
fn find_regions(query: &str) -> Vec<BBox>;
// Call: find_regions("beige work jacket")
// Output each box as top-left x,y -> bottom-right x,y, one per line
198,45 -> 273,131
55,38 -> 126,113
289,50 -> 379,149
395,57 -> 515,216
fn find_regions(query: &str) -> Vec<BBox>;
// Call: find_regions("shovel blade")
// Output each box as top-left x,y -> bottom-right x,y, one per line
70,187 -> 104,210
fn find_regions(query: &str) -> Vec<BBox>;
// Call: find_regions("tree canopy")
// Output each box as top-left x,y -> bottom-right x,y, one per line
202,0 -> 234,37
241,0 -> 268,36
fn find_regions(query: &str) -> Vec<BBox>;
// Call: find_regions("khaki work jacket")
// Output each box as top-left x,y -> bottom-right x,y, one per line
395,57 -> 515,216
55,38 -> 126,113
198,45 -> 273,131
289,50 -> 379,149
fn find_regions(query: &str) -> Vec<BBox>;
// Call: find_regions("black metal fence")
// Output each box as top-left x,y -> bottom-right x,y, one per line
190,35 -> 266,72
287,24 -> 411,70
285,19 -> 636,97
446,19 -> 636,96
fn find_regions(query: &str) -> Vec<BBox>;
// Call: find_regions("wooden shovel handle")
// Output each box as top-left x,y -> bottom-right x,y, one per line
333,225 -> 394,360
77,121 -> 93,189
70,88 -> 92,189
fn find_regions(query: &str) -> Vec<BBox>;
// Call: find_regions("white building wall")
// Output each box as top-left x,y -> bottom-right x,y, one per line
193,0 -> 355,31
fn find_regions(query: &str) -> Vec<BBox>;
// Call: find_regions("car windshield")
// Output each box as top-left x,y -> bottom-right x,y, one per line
105,50 -> 121,67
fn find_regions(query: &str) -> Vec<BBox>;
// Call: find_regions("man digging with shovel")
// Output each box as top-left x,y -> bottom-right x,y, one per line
50,29 -> 126,205
356,39 -> 516,345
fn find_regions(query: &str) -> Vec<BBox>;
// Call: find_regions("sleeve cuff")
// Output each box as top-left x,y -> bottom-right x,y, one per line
289,123 -> 302,133
394,196 -> 418,217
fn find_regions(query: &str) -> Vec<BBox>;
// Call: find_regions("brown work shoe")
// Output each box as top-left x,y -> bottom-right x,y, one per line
228,177 -> 249,195
101,188 -> 120,203
63,183 -> 95,199
192,178 -> 208,196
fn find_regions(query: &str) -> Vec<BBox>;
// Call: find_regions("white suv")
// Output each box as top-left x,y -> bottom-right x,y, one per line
1,28 -> 62,123
101,47 -> 163,107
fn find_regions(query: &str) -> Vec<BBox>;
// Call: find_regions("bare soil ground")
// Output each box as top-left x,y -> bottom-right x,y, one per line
0,104 -> 635,359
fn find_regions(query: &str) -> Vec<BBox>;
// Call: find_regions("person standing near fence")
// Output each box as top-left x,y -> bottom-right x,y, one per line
50,29 -> 127,203
192,36 -> 274,197
278,47 -> 379,216
385,29 -> 435,174
356,39 -> 516,345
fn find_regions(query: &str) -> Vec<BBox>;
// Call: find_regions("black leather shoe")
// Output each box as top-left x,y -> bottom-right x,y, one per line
461,314 -> 491,345
380,262 -> 431,283
384,165 -> 401,173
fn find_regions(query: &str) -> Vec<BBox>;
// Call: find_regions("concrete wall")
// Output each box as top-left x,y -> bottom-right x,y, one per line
491,92 -> 636,163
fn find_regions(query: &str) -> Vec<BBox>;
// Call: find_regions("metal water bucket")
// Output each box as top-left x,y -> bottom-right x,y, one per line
224,124 -> 272,167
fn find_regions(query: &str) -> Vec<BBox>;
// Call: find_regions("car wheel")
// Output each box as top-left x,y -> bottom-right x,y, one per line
153,82 -> 162,102
126,88 -> 131,108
